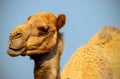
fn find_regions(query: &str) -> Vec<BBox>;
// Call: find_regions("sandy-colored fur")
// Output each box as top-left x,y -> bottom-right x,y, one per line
61,26 -> 120,79
7,12 -> 66,79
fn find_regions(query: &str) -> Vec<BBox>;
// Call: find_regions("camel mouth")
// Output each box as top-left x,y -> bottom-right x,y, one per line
7,47 -> 25,57
9,47 -> 24,51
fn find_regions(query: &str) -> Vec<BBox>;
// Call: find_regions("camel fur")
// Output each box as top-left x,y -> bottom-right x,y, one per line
7,12 -> 66,79
61,26 -> 120,79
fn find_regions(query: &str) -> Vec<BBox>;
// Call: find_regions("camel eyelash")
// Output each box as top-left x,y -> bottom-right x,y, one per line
37,26 -> 49,35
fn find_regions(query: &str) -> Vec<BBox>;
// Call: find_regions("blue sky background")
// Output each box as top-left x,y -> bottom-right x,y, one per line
0,0 -> 120,79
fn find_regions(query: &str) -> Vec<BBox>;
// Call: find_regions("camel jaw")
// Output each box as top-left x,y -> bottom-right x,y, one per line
7,47 -> 25,57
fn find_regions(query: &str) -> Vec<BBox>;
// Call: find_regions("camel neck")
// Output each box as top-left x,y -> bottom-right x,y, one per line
33,54 -> 60,79
31,33 -> 63,79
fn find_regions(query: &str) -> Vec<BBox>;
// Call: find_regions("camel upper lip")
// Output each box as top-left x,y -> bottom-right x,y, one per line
8,42 -> 26,51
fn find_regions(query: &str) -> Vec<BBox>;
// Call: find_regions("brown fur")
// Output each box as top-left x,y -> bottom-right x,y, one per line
7,12 -> 66,79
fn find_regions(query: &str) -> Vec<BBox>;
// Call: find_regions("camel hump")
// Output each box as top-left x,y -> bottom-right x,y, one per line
88,26 -> 120,52
61,45 -> 113,79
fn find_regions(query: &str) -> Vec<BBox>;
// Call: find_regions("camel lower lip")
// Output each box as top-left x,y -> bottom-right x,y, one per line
7,47 -> 25,57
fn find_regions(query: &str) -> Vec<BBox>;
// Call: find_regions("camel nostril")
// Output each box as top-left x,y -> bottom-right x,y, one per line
14,32 -> 22,39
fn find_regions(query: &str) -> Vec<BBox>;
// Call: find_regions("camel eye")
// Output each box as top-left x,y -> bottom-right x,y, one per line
37,26 -> 49,36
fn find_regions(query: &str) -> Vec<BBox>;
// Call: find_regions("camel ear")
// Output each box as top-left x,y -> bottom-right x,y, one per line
56,14 -> 66,30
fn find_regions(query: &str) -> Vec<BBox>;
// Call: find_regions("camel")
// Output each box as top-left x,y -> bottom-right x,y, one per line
7,12 -> 120,79
7,12 -> 66,79
61,26 -> 120,79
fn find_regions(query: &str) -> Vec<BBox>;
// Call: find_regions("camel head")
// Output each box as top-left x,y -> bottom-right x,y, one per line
7,12 -> 66,57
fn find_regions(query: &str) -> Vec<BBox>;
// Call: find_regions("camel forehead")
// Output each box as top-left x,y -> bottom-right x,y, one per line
31,12 -> 48,19
32,12 -> 53,17
26,12 -> 57,29
29,12 -> 57,24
